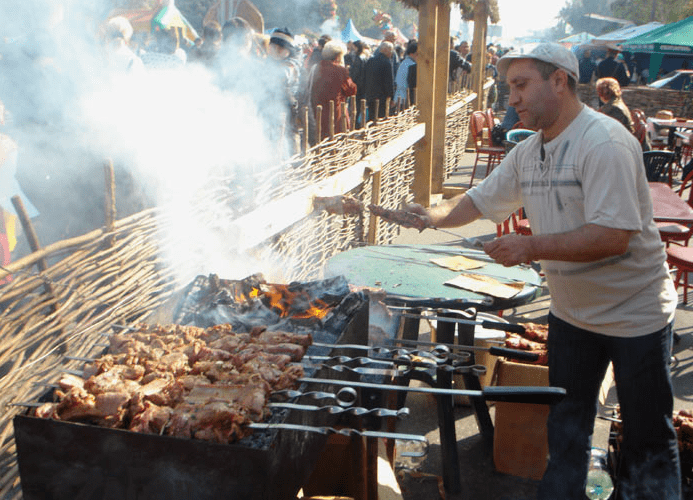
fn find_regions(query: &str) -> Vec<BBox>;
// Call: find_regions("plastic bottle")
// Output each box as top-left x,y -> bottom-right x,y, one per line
585,447 -> 614,500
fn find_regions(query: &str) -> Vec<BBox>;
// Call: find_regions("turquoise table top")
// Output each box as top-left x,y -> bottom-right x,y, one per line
324,244 -> 543,311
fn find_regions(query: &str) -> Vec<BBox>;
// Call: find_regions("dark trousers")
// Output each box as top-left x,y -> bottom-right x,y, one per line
538,313 -> 681,500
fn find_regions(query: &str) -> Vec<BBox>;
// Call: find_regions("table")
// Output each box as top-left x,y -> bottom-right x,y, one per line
650,182 -> 693,224
324,244 -> 543,312
324,244 -> 543,493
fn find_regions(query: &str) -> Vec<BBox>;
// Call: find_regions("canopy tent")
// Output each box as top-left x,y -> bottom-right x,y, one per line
588,22 -> 662,48
558,32 -> 596,48
619,16 -> 693,81
341,19 -> 362,43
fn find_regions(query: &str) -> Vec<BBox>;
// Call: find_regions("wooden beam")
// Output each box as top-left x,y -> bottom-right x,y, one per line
413,0 -> 438,207
431,1 -> 451,195
471,0 -> 488,112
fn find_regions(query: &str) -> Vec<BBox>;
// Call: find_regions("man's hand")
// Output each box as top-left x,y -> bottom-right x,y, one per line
483,234 -> 534,267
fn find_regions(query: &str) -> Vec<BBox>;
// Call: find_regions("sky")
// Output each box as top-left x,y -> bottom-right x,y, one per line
495,0 -> 567,40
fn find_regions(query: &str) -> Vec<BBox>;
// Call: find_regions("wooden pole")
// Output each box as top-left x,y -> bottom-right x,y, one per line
374,99 -> 380,124
432,2 -> 451,195
329,100 -> 335,140
340,102 -> 348,134
367,164 -> 383,245
385,97 -> 391,119
104,159 -> 116,247
360,99 -> 367,129
472,0 -> 488,113
350,96 -> 357,130
316,105 -> 323,143
413,0 -> 438,207
11,195 -> 53,295
303,106 -> 309,152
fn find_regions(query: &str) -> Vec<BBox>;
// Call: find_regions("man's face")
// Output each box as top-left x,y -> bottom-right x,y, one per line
459,43 -> 469,55
506,59 -> 560,131
269,43 -> 290,60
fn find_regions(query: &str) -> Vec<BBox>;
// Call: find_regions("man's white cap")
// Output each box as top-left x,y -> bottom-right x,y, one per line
497,42 -> 579,82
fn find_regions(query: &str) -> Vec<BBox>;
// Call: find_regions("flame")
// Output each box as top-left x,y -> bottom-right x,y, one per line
261,285 -> 331,319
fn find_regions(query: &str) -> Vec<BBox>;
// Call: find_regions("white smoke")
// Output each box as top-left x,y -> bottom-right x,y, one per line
0,0 -> 306,286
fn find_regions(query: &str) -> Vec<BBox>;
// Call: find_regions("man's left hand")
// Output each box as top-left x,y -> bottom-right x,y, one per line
483,234 -> 533,267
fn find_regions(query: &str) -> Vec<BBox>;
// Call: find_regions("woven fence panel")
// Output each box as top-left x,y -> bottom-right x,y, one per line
445,92 -> 474,179
0,209 -> 177,500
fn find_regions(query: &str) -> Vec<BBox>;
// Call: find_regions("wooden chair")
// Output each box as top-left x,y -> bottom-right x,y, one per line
667,245 -> 693,304
659,167 -> 693,247
496,209 -> 532,237
643,150 -> 675,185
469,110 -> 504,188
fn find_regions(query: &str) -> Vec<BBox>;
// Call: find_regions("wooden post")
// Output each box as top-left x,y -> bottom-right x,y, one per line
432,2 -> 451,195
360,99 -> 367,128
374,99 -> 380,124
350,96 -> 357,130
413,0 -> 438,207
303,106 -> 310,152
329,100 -> 335,140
385,97 -> 391,118
472,0 -> 489,113
316,105 -> 323,143
340,102 -> 348,134
11,195 -> 53,295
367,163 -> 383,245
104,159 -> 116,247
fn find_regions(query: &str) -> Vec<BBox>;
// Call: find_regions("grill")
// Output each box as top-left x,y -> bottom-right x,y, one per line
14,274 -> 386,500
13,274 -> 565,499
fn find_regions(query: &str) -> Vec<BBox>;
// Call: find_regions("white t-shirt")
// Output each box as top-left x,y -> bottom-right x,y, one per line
467,104 -> 677,337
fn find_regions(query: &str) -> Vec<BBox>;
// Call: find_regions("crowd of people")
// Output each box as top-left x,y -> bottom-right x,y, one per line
100,16 -> 518,154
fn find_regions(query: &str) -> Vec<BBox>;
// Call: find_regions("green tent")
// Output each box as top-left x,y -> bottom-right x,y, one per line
619,16 -> 693,81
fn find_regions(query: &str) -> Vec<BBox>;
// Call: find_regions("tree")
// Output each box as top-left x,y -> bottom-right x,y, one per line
559,0 -> 617,34
610,0 -> 690,23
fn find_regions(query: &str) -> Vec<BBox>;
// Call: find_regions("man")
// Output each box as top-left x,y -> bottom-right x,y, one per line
403,42 -> 681,499
457,40 -> 471,62
578,49 -> 596,84
596,47 -> 629,88
364,41 -> 394,121
449,36 -> 471,83
394,40 -> 417,108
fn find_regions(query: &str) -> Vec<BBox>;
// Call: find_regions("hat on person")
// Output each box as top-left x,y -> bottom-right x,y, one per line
497,42 -> 579,82
269,27 -> 296,53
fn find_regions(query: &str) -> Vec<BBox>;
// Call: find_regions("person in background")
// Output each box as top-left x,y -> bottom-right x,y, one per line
364,41 -> 394,121
101,16 -> 144,74
267,28 -> 302,156
596,77 -> 634,134
394,40 -> 417,109
595,47 -> 629,88
141,26 -> 186,69
400,42 -> 681,500
190,21 -> 222,66
348,40 -> 368,127
309,41 -> 357,140
382,30 -> 401,82
306,34 -> 331,70
449,36 -> 472,85
457,40 -> 472,62
578,49 -> 596,84
500,105 -> 520,130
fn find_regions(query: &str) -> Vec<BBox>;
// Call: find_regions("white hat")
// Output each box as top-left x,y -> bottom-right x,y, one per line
497,42 -> 579,82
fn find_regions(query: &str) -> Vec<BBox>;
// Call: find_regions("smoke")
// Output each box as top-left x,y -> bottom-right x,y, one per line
0,0 -> 307,286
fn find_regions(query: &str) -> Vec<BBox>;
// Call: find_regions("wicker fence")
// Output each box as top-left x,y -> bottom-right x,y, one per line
0,86 -> 481,499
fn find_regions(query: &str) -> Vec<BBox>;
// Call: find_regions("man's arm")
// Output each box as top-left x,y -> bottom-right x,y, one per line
484,223 -> 634,267
405,193 -> 483,228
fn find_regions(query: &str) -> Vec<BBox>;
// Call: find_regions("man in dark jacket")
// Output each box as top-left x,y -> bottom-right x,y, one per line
595,48 -> 629,88
364,41 -> 394,121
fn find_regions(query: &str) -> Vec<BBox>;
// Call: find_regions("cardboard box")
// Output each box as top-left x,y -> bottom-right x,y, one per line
492,358 -> 550,480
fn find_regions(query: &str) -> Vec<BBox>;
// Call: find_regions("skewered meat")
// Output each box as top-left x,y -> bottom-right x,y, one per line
521,322 -> 549,343
313,195 -> 364,215
368,204 -> 431,232
504,323 -> 549,366
505,333 -> 545,352
33,322 -> 310,444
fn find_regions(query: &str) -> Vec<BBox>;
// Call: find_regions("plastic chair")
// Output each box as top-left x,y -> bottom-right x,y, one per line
643,150 -> 675,184
506,128 -> 536,143
469,110 -> 505,188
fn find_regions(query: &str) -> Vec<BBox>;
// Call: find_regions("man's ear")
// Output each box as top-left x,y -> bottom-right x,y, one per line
552,69 -> 570,93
